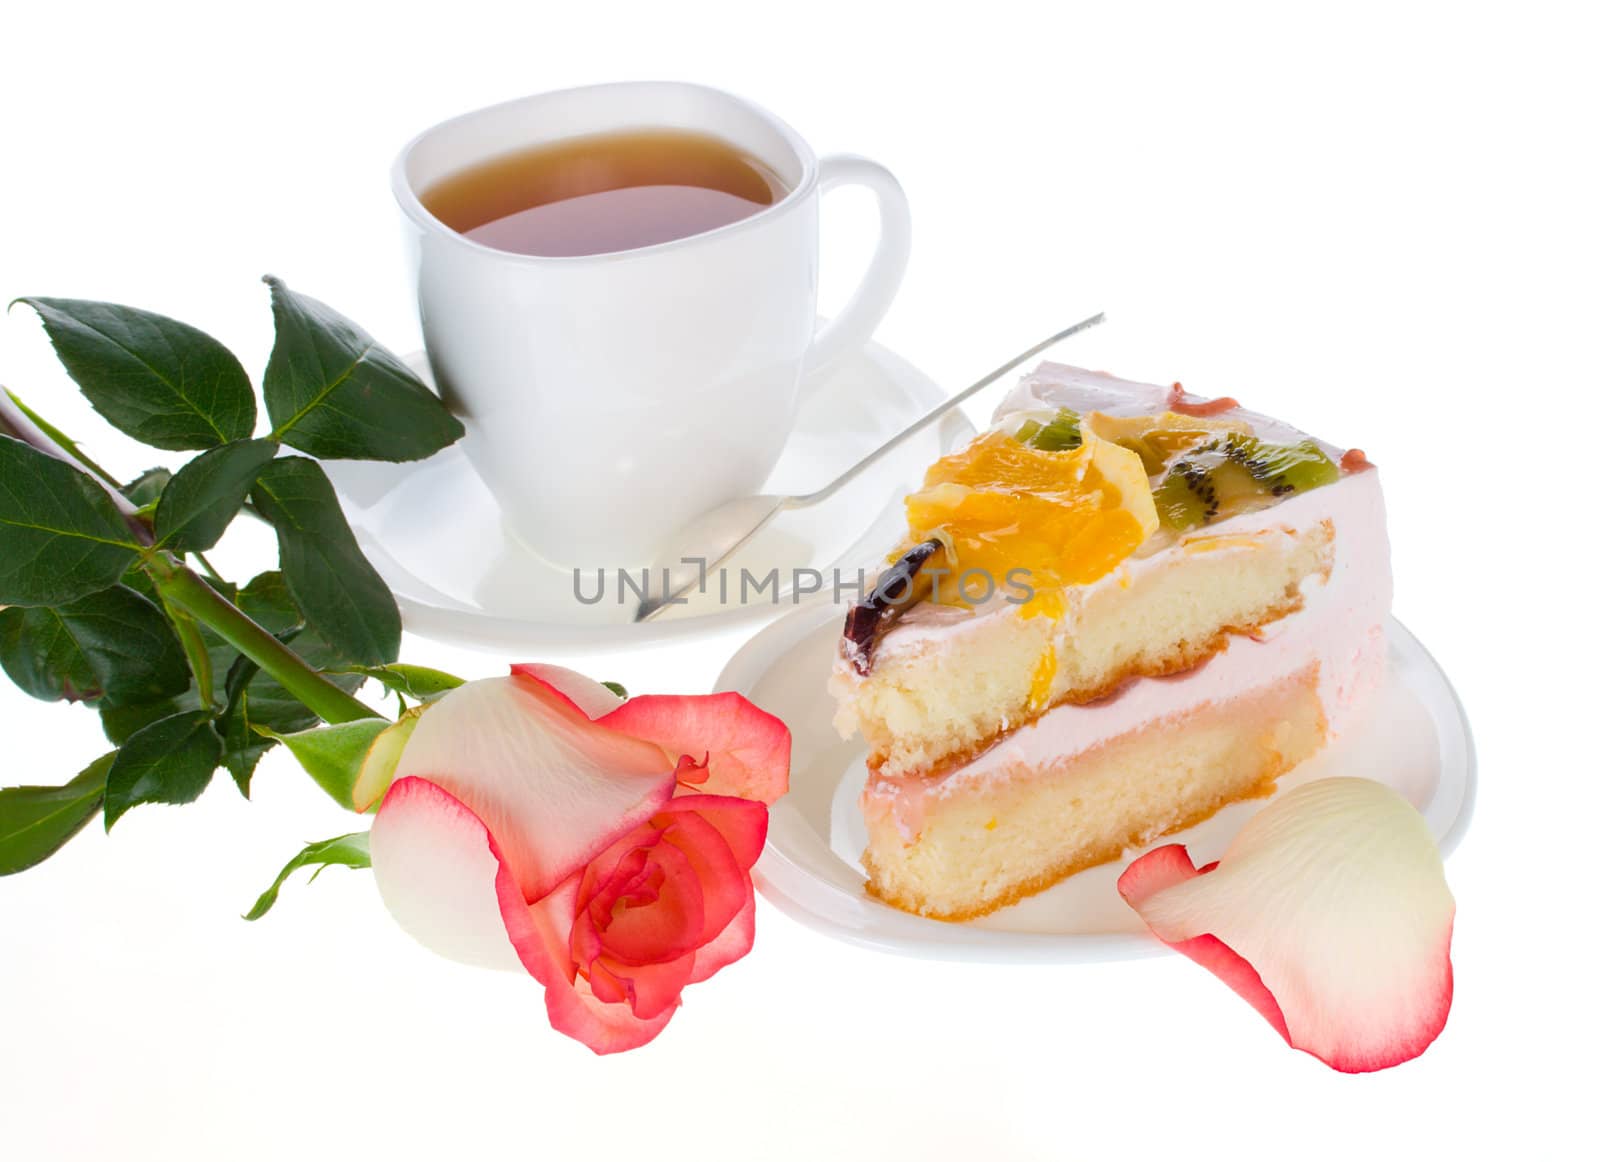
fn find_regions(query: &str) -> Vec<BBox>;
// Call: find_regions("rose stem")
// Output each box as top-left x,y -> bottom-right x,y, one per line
147,557 -> 381,725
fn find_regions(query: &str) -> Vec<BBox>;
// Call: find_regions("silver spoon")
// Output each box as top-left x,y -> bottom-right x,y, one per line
635,311 -> 1106,621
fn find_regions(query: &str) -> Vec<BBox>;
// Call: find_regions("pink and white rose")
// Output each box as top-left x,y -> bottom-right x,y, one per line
366,664 -> 789,1054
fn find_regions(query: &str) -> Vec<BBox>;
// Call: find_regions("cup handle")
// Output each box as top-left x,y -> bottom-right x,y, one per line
799,154 -> 912,395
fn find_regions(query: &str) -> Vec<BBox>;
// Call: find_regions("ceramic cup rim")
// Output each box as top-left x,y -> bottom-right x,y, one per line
390,80 -> 820,267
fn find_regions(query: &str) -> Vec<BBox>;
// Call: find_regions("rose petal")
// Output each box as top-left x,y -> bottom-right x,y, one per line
372,776 -> 579,988
689,892 -> 756,985
1118,777 -> 1455,1073
1117,846 -> 1290,1042
654,806 -> 752,943
509,663 -> 625,720
584,958 -> 631,1007
394,676 -> 676,901
599,692 -> 791,804
579,847 -> 660,940
594,950 -> 699,1021
544,971 -> 679,1056
497,871 -> 582,990
655,794 -> 769,871
572,833 -> 707,969
368,777 -> 524,973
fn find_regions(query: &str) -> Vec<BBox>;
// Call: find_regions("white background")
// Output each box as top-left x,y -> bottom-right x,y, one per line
2,2 -> 1596,1158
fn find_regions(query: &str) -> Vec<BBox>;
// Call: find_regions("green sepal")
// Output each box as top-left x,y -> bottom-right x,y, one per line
256,716 -> 390,810
244,832 -> 371,921
349,705 -> 425,813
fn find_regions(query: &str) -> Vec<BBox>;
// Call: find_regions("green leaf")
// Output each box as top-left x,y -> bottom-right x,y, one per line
235,570 -> 303,635
602,681 -> 628,700
250,458 -> 400,666
0,584 -> 190,703
258,717 -> 388,809
15,297 -> 255,451
154,438 -> 279,552
0,753 -> 113,875
261,276 -> 463,461
100,695 -> 185,746
0,436 -> 141,606
104,710 -> 222,828
120,467 -> 172,509
215,650 -> 268,793
244,832 -> 370,921
333,662 -> 463,701
221,714 -> 274,794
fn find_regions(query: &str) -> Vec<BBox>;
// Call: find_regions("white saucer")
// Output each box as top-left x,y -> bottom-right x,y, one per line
325,342 -> 975,649
715,603 -> 1476,964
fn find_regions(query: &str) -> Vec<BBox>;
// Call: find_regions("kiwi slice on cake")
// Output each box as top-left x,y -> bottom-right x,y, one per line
1012,408 -> 1083,451
1155,434 -> 1340,530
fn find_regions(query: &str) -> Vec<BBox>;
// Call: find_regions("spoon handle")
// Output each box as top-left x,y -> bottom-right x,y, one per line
793,312 -> 1106,506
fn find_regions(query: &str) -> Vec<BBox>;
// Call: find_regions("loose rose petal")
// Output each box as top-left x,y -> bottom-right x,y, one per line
368,777 -> 524,973
1117,846 -> 1290,1041
689,892 -> 756,985
394,677 -> 677,901
599,692 -> 791,805
510,663 -> 625,720
544,971 -> 679,1056
1119,777 -> 1454,1073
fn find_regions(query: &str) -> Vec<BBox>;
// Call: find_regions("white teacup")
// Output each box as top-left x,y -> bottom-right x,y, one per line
392,82 -> 911,567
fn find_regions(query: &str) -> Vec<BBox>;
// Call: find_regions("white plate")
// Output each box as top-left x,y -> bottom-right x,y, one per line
716,603 -> 1476,963
324,341 -> 976,650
